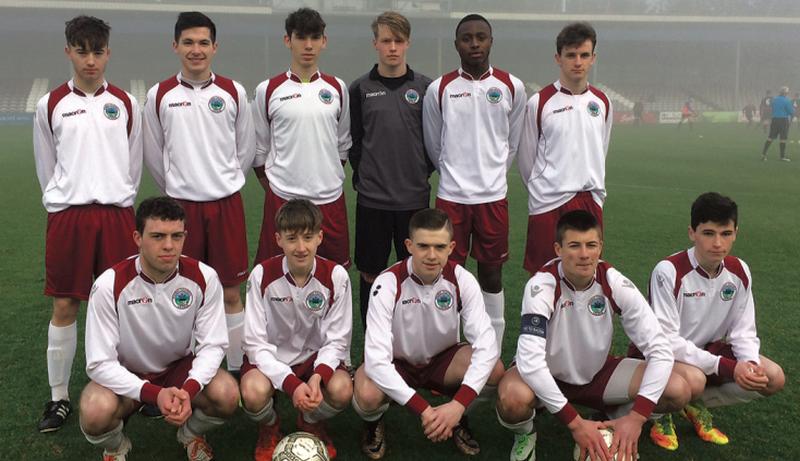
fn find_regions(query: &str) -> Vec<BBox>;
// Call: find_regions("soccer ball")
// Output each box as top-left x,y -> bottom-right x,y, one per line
272,431 -> 330,461
572,428 -> 616,461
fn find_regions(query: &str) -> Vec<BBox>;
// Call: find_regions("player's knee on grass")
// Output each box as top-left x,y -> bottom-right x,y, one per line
198,370 -> 240,417
354,366 -> 387,411
240,369 -> 275,412
79,382 -> 124,434
674,362 -> 707,399
656,372 -> 692,413
760,356 -> 785,396
496,369 -> 536,422
323,369 -> 354,409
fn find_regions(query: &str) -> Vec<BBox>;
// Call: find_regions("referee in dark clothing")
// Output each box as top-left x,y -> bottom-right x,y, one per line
761,86 -> 794,161
349,12 -> 433,328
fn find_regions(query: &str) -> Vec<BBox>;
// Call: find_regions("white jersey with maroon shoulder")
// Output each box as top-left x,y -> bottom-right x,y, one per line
422,67 -> 526,204
252,70 -> 352,204
517,80 -> 613,215
364,258 -> 499,411
516,259 -> 672,422
142,72 -> 255,201
243,255 -> 351,393
85,255 -> 227,403
649,247 -> 760,378
33,80 -> 142,213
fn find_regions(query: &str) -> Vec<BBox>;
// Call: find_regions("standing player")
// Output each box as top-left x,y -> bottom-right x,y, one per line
640,193 -> 785,451
677,97 -> 696,130
240,199 -> 352,460
423,14 -> 525,353
759,89 -> 772,134
79,197 -> 239,461
518,22 -> 612,276
32,15 -> 142,432
496,211 -> 689,461
352,209 -> 503,459
349,11 -> 432,328
760,86 -> 794,161
143,11 -> 255,376
252,8 -> 352,268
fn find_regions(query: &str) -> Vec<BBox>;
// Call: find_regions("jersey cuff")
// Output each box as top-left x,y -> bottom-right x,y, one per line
140,382 -> 162,405
555,403 -> 579,425
632,395 -> 656,419
181,378 -> 202,401
717,357 -> 737,380
314,364 -> 335,386
453,385 -> 478,408
405,393 -> 430,416
253,166 -> 266,179
282,374 -> 303,398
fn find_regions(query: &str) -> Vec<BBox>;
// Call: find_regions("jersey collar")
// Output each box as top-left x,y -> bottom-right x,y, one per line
287,69 -> 321,83
177,71 -> 215,89
369,63 -> 414,81
406,257 -> 443,286
281,256 -> 317,287
458,66 -> 493,81
68,79 -> 108,97
135,256 -> 180,285
554,79 -> 590,95
557,260 -> 598,292
687,247 -> 724,279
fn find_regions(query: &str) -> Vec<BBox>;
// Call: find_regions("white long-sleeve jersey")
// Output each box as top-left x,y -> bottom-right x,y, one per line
243,255 -> 352,396
142,72 -> 255,201
516,260 -> 673,424
649,248 -> 760,379
364,258 -> 499,415
85,255 -> 227,404
423,67 -> 525,204
252,70 -> 352,204
518,80 -> 613,215
33,80 -> 142,213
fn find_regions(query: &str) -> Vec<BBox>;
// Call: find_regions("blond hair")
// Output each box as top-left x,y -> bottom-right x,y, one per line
371,11 -> 410,40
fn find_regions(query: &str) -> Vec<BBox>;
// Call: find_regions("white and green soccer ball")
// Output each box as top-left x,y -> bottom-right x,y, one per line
573,428 -> 639,461
272,431 -> 329,461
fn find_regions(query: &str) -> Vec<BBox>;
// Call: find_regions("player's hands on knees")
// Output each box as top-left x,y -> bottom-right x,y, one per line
422,401 -> 465,442
292,383 -> 317,412
734,361 -> 769,391
604,411 -> 645,461
158,387 -> 192,426
306,374 -> 324,409
568,416 -> 612,461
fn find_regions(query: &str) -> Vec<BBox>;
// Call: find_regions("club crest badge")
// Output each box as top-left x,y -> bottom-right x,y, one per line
587,101 -> 601,117
404,88 -> 420,104
318,89 -> 333,105
172,288 -> 193,310
305,290 -> 326,311
435,290 -> 454,311
587,295 -> 607,316
720,282 -> 736,301
486,87 -> 503,104
208,96 -> 225,113
103,103 -> 120,120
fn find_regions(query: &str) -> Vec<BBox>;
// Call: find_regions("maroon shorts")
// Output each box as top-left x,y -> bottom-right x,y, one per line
176,192 -> 249,287
523,192 -> 603,275
134,354 -> 195,405
435,197 -> 508,266
240,353 -> 346,383
255,187 -> 351,268
628,340 -> 735,387
554,356 -> 624,412
393,343 -> 466,396
45,204 -> 136,300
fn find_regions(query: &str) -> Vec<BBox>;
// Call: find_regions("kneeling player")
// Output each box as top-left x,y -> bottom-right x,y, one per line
640,192 -> 785,450
79,197 -> 239,461
496,210 -> 690,461
240,199 -> 353,460
352,209 -> 503,459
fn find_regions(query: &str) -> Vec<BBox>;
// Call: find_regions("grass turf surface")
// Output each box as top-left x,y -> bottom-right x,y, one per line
0,122 -> 796,460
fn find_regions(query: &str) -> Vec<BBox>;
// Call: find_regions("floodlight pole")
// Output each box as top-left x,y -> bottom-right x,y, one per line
734,40 -> 741,110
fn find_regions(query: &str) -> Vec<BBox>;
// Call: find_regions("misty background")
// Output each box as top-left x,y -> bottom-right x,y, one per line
0,0 -> 799,119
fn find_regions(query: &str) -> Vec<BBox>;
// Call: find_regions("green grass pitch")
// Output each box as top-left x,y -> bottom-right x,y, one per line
0,122 -> 796,460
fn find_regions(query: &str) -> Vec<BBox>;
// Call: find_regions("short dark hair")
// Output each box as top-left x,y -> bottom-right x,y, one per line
174,11 -> 216,43
455,13 -> 492,37
285,8 -> 326,37
136,197 -> 186,234
555,210 -> 602,244
409,208 -> 454,239
65,15 -> 110,50
275,199 -> 323,234
690,192 -> 738,230
556,22 -> 597,54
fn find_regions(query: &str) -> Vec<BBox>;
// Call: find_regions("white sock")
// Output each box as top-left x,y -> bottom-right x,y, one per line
482,290 -> 505,354
178,408 -> 227,444
466,384 -> 496,415
82,421 -> 126,452
496,407 -> 535,435
351,395 -> 389,422
700,383 -> 762,408
243,398 -> 277,426
225,312 -> 244,371
47,321 -> 77,401
303,399 -> 342,424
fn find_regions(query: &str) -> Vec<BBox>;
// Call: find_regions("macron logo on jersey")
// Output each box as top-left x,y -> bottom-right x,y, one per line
168,101 -> 192,108
401,297 -> 422,305
269,296 -> 293,303
683,290 -> 706,298
449,91 -> 472,99
127,296 -> 153,306
61,109 -> 86,118
279,93 -> 302,102
552,105 -> 574,114
559,299 -> 574,310
365,90 -> 386,99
